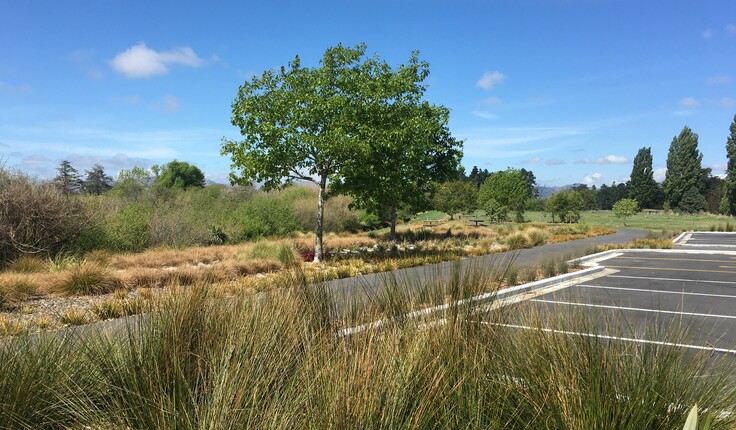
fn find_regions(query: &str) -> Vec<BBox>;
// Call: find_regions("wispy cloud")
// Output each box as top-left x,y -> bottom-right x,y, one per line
475,71 -> 505,90
109,95 -> 141,105
702,29 -> 713,40
521,157 -> 542,164
716,97 -> 736,107
673,110 -> 695,117
726,24 -> 736,35
154,95 -> 180,112
481,96 -> 502,105
110,43 -> 204,78
66,49 -> 104,79
0,81 -> 32,94
472,111 -> 499,120
679,97 -> 700,108
546,158 -> 565,166
706,76 -> 731,85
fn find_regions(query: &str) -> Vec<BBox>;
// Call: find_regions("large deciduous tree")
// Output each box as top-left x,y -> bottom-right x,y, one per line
664,126 -> 704,210
723,114 -> 736,215
628,147 -> 660,209
223,43 -> 446,261
152,160 -> 205,191
477,168 -> 531,222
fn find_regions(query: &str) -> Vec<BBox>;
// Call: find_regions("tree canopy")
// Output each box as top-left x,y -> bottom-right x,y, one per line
82,164 -> 113,195
629,147 -> 661,209
664,126 -> 704,210
546,189 -> 584,223
433,180 -> 478,219
222,43 -> 457,259
153,160 -> 205,190
724,115 -> 736,215
477,168 -> 531,222
53,160 -> 82,195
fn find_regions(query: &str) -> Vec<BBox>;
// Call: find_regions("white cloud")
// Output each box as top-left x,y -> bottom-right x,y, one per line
653,167 -> 667,182
472,111 -> 499,120
475,71 -> 505,90
679,97 -> 700,108
110,43 -> 204,78
481,96 -> 502,105
546,158 -> 565,165
582,173 -> 603,185
706,76 -> 731,85
702,29 -> 713,39
726,24 -> 736,35
155,95 -> 180,112
597,154 -> 628,164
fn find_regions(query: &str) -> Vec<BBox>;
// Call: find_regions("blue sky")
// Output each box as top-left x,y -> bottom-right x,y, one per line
1,0 -> 734,187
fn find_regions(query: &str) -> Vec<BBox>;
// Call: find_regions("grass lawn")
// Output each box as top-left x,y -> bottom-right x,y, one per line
526,210 -> 736,232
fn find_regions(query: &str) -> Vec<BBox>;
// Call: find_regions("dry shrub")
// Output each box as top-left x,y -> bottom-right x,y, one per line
524,228 -> 548,246
56,262 -> 122,296
0,168 -> 89,265
292,192 -> 361,233
505,232 -> 531,250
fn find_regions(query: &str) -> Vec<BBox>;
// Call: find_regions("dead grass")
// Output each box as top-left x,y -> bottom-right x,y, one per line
55,262 -> 123,296
0,274 -> 39,308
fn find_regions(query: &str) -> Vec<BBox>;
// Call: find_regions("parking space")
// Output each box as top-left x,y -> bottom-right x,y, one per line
675,231 -> 736,247
496,239 -> 736,356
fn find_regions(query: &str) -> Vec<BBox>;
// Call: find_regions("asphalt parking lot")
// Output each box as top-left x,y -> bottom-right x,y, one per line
501,232 -> 736,355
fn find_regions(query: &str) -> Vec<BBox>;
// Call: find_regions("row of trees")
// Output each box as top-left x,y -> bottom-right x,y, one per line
52,160 -> 206,197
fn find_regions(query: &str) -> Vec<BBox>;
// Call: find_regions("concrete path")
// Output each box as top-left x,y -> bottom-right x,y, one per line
324,228 -> 648,311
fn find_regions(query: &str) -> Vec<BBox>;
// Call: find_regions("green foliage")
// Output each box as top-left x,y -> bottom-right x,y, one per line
111,166 -> 152,201
679,186 -> 707,214
724,114 -> 736,215
545,189 -> 584,223
235,194 -> 300,240
53,160 -> 82,195
152,160 -> 205,190
613,198 -> 639,220
629,147 -> 662,209
477,168 -> 531,222
433,180 -> 478,218
483,198 -> 508,223
81,163 -> 113,195
664,126 -> 704,210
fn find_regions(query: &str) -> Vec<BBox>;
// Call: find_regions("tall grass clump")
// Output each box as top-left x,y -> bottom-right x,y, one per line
56,261 -> 122,295
0,274 -> 39,309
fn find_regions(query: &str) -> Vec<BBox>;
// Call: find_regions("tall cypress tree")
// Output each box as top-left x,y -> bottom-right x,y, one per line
723,114 -> 736,215
663,126 -> 704,210
629,147 -> 660,208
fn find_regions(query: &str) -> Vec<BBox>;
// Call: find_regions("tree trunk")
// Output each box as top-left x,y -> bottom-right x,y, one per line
389,205 -> 397,242
314,174 -> 327,263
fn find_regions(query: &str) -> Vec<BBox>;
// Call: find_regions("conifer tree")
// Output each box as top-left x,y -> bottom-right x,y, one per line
82,164 -> 113,195
53,160 -> 81,195
629,147 -> 660,209
723,114 -> 736,215
663,126 -> 704,210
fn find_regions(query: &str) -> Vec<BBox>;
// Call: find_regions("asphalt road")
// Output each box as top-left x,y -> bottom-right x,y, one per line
324,228 -> 648,312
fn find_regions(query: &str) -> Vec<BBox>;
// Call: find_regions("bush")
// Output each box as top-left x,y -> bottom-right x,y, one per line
57,262 -> 122,296
0,167 -> 89,265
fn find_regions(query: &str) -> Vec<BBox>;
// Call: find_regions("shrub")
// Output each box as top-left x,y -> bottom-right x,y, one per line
4,256 -> 46,273
0,275 -> 39,308
0,167 -> 89,265
505,232 -> 530,250
60,308 -> 89,326
525,228 -> 548,246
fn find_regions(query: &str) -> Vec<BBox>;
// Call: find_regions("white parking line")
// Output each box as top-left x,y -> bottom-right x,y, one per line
608,275 -> 736,286
575,284 -> 736,300
483,322 -> 736,355
528,299 -> 736,320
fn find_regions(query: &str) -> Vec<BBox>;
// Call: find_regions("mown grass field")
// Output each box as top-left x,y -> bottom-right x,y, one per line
526,210 -> 735,232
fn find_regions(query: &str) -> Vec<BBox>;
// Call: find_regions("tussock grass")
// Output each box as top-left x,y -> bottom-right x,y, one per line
1,262 -> 736,428
0,274 -> 39,309
56,261 -> 122,296
59,308 -> 90,326
3,256 -> 46,273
